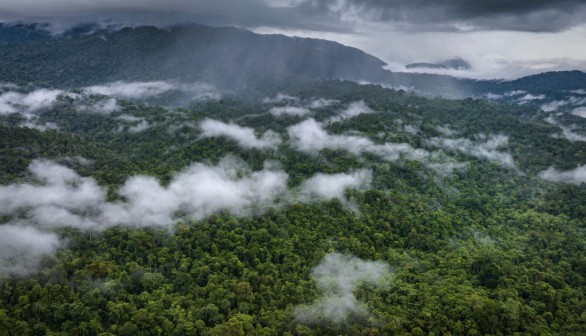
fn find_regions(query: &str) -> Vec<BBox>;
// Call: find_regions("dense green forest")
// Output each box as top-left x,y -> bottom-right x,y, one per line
1,79 -> 586,336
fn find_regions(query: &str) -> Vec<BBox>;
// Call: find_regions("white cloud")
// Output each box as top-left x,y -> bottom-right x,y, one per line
0,155 -> 388,276
327,100 -> 374,123
86,98 -> 121,114
572,107 -> 586,118
0,158 -> 289,229
309,98 -> 338,109
298,170 -> 372,202
518,93 -> 545,102
428,135 -> 515,167
85,81 -> 219,100
0,89 -> 64,115
545,116 -> 586,142
0,225 -> 62,277
295,253 -> 392,325
262,93 -> 299,104
269,106 -> 311,117
539,165 -> 586,185
116,115 -> 150,133
287,118 -> 429,161
199,119 -> 282,149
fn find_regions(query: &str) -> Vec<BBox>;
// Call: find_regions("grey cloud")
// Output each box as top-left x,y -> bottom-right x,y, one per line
199,119 -> 283,149
539,165 -> 586,185
295,253 -> 392,325
300,0 -> 586,32
0,0 -> 345,34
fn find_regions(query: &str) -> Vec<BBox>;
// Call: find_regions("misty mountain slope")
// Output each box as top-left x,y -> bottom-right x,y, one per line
2,23 -> 585,101
0,23 -> 389,89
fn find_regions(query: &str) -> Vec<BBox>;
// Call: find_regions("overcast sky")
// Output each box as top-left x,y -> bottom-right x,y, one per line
1,0 -> 586,79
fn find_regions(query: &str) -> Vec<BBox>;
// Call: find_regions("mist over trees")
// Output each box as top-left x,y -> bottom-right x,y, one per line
0,22 -> 586,336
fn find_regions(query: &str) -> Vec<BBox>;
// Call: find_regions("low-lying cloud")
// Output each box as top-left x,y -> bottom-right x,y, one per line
199,119 -> 282,149
0,158 -> 377,275
0,89 -> 64,116
287,118 -> 429,162
545,116 -> 586,142
0,225 -> 62,277
326,100 -> 374,123
298,169 -> 372,202
539,165 -> 586,185
262,93 -> 299,105
428,135 -> 515,167
269,106 -> 311,117
85,81 -> 219,100
295,253 -> 392,325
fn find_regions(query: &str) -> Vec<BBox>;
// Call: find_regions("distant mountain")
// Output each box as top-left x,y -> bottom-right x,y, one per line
0,23 -> 390,90
406,57 -> 472,70
0,23 -> 584,100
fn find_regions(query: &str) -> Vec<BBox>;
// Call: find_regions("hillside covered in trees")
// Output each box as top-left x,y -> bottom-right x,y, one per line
1,76 -> 586,335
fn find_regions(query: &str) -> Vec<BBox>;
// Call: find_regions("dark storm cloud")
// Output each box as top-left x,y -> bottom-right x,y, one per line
0,0 -> 584,32
0,0 -> 347,33
299,0 -> 586,32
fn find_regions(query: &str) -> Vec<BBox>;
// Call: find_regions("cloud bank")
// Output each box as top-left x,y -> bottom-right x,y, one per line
0,158 -> 378,275
539,165 -> 586,185
295,253 -> 392,325
199,119 -> 282,149
287,118 -> 429,161
85,81 -> 219,100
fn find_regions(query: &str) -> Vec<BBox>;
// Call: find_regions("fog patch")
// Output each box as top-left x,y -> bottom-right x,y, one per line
518,93 -> 545,102
572,107 -> 586,118
116,114 -> 150,133
545,116 -> 586,142
0,225 -> 62,277
295,253 -> 392,325
327,101 -> 374,123
269,106 -> 311,117
287,118 -> 429,162
85,81 -> 219,100
428,135 -> 515,167
539,165 -> 586,185
262,93 -> 299,104
436,125 -> 457,136
20,121 -> 59,131
309,98 -> 338,109
298,170 -> 372,203
199,119 -> 282,149
79,97 -> 121,114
